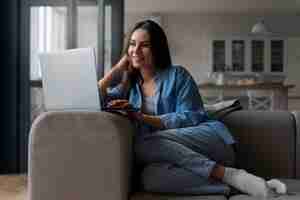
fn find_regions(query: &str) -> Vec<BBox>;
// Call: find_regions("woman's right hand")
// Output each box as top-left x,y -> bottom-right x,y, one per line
98,55 -> 132,96
98,55 -> 130,85
107,54 -> 132,84
115,54 -> 132,73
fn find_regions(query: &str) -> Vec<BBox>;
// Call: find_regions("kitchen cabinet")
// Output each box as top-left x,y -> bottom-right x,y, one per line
210,36 -> 287,76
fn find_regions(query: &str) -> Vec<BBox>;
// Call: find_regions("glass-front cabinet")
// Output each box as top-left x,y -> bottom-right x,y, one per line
232,40 -> 245,72
212,40 -> 225,72
251,40 -> 264,72
271,40 -> 284,72
210,36 -> 287,75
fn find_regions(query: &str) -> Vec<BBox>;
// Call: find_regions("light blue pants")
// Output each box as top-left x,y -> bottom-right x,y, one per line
134,125 -> 235,195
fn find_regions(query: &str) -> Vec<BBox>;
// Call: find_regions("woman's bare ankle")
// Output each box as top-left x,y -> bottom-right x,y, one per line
210,164 -> 225,180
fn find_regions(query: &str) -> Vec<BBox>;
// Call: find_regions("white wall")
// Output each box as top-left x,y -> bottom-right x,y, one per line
125,14 -> 300,96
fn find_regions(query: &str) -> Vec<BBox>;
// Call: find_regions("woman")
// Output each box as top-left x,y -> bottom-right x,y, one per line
98,20 -> 286,197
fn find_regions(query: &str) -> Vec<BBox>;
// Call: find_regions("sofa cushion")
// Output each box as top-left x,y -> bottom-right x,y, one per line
281,179 -> 300,194
229,179 -> 300,200
130,192 -> 227,200
222,111 -> 295,179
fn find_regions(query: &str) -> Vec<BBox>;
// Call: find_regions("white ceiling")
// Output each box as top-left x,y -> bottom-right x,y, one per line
125,0 -> 300,15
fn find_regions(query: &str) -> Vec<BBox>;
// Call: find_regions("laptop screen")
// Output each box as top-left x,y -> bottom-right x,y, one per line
39,48 -> 101,111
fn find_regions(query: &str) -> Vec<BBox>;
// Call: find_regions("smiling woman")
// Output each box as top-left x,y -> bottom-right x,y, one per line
98,19 -> 287,197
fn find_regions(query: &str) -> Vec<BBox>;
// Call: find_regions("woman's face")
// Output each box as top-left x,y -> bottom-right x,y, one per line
127,29 -> 154,70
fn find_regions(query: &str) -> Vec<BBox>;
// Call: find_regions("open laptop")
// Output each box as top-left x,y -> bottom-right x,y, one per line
39,47 -> 101,111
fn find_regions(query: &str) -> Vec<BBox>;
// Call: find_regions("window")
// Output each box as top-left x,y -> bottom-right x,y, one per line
30,6 -> 67,80
28,0 -> 116,81
20,0 -> 123,172
77,3 -> 112,73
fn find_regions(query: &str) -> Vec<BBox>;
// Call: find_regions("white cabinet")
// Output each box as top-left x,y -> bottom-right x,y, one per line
210,36 -> 287,76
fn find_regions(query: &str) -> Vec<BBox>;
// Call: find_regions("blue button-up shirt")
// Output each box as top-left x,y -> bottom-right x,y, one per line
106,65 -> 235,145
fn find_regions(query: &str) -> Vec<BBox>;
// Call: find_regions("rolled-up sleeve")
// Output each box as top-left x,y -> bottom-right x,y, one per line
158,68 -> 208,129
107,84 -> 125,99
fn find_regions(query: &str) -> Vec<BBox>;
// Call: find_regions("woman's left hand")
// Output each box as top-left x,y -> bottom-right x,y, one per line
107,99 -> 144,121
107,99 -> 131,109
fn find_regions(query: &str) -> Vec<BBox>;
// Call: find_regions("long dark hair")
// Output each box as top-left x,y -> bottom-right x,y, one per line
123,20 -> 172,84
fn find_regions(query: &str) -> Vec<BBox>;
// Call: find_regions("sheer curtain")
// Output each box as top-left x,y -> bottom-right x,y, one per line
30,7 -> 67,80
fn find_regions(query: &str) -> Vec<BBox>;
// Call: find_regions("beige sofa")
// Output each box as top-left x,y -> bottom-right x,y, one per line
28,110 -> 300,200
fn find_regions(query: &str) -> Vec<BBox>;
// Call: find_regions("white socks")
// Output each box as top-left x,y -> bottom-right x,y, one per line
222,167 -> 287,198
223,167 -> 268,197
266,179 -> 287,194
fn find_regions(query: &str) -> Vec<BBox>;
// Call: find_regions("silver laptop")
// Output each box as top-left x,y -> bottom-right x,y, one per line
39,48 -> 101,111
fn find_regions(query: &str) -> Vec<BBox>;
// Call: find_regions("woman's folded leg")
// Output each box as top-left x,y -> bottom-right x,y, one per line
135,125 -> 236,179
135,135 -> 217,179
135,126 -> 286,197
135,125 -> 285,197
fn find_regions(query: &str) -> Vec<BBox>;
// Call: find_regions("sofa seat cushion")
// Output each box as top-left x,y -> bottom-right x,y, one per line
229,194 -> 300,200
130,192 -> 227,200
229,179 -> 300,200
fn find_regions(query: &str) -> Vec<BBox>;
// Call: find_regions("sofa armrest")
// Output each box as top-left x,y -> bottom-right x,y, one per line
28,111 -> 135,200
292,111 -> 300,179
222,110 -> 296,179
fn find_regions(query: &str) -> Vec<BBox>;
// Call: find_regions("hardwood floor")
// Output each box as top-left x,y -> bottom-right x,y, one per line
0,174 -> 27,200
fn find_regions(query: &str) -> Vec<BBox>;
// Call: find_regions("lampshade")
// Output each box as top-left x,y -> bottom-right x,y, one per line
251,20 -> 270,34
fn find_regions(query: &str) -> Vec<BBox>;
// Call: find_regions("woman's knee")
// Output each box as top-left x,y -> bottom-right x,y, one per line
134,137 -> 168,163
